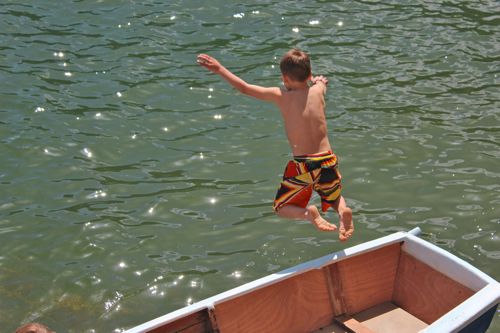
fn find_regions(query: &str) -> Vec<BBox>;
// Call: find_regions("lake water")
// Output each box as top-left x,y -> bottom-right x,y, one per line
1,1 -> 499,332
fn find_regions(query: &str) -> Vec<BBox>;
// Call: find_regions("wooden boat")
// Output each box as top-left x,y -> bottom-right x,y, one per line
124,228 -> 499,333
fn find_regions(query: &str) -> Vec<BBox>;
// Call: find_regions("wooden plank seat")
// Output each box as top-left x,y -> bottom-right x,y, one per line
313,302 -> 427,333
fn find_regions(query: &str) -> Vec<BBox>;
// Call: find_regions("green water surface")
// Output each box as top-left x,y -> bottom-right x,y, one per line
0,1 -> 499,332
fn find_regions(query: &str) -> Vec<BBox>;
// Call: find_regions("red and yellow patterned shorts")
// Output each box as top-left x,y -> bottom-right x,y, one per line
273,151 -> 342,212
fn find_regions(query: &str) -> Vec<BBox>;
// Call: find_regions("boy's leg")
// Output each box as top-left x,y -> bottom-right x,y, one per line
332,196 -> 353,241
276,204 -> 337,232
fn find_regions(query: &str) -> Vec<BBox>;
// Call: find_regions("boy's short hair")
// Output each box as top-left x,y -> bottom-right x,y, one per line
279,49 -> 311,82
15,323 -> 54,333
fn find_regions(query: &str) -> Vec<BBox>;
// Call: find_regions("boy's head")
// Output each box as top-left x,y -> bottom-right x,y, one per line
15,323 -> 54,333
280,49 -> 311,83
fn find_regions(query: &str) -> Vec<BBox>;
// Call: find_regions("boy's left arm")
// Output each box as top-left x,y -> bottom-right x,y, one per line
197,54 -> 281,104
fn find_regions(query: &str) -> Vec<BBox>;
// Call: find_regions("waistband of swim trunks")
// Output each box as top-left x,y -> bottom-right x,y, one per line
294,150 -> 333,161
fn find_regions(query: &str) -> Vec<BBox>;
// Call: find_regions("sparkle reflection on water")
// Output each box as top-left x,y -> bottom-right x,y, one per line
0,0 -> 499,332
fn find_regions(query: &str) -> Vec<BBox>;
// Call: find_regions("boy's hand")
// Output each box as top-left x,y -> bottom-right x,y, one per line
311,75 -> 329,86
197,54 -> 222,74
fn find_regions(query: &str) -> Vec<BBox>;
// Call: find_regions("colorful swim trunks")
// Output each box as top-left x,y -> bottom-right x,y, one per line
273,151 -> 342,212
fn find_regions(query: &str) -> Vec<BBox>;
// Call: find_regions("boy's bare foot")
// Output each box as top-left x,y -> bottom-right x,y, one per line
307,205 -> 337,232
338,207 -> 353,241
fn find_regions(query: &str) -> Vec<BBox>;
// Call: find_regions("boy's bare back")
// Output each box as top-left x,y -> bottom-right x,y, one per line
276,83 -> 331,156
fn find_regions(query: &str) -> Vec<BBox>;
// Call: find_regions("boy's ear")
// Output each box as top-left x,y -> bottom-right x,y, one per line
281,74 -> 289,84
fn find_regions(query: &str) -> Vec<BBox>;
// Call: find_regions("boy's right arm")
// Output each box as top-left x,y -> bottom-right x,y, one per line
197,54 -> 281,104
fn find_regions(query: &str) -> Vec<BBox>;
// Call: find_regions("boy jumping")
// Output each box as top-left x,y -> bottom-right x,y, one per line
197,49 -> 353,241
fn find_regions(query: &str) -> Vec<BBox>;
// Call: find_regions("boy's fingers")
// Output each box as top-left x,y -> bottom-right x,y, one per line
198,56 -> 216,67
312,75 -> 328,84
197,54 -> 210,63
197,56 -> 211,66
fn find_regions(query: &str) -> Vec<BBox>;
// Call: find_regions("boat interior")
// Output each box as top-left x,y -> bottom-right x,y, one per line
145,241 -> 480,333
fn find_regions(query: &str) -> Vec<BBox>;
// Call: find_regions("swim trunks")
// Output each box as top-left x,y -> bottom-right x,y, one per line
273,151 -> 342,212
